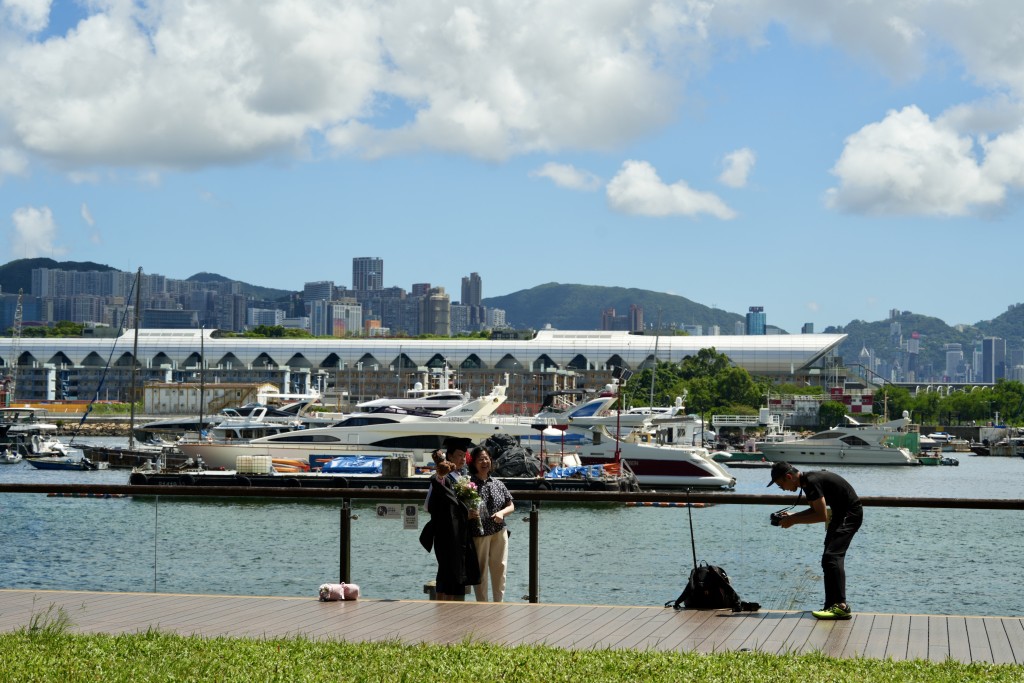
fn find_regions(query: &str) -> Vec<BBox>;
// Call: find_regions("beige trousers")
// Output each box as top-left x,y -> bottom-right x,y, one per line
472,530 -> 509,602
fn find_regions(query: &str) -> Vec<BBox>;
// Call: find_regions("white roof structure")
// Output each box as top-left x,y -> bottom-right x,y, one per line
2,328 -> 846,376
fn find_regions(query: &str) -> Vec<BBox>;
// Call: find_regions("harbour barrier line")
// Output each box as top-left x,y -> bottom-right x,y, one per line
3,484 -> 1023,604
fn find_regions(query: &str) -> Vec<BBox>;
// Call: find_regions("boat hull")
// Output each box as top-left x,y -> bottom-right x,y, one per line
758,444 -> 919,466
25,457 -> 109,471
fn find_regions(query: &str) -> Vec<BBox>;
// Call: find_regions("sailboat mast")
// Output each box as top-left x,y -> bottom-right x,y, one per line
128,267 -> 142,450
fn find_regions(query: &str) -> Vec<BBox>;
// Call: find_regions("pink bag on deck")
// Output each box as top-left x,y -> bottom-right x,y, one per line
319,582 -> 360,601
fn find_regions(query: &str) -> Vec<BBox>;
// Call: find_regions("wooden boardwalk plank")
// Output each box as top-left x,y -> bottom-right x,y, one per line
653,609 -> 719,651
863,614 -> 892,660
839,614 -> 874,659
927,615 -> 950,662
719,611 -> 771,652
736,612 -> 793,653
760,612 -> 807,655
947,617 -> 971,663
884,614 -> 911,661
0,590 -> 1020,665
985,619 -> 1017,665
813,619 -> 854,658
905,614 -> 929,661
965,616 -> 993,663
1004,618 -> 1024,665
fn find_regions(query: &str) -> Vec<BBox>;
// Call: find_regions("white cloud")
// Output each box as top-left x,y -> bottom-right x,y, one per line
11,205 -> 65,257
67,171 -> 101,184
529,162 -> 601,191
2,0 -> 51,33
80,202 -> 101,244
80,202 -> 94,226
825,105 -> 1007,216
0,1 -> 702,169
718,147 -> 755,188
0,146 -> 29,178
606,160 -> 736,219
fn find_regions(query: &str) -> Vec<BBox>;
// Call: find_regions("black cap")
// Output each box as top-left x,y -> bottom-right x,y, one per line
443,437 -> 475,452
767,461 -> 795,487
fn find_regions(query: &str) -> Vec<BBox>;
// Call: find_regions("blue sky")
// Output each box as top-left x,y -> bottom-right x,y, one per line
2,1 -> 1023,333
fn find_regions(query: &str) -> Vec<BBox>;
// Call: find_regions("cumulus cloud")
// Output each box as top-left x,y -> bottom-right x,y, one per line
718,147 -> 755,188
2,0 -> 51,33
825,105 -> 1010,216
0,1 -> 703,169
607,160 -> 736,219
529,162 -> 601,191
11,205 -> 65,257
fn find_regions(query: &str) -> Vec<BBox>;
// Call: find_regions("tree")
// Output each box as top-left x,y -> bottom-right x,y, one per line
818,401 -> 848,429
678,347 -> 730,381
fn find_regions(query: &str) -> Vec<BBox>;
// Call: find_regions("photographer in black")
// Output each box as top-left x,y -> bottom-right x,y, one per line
767,461 -> 863,620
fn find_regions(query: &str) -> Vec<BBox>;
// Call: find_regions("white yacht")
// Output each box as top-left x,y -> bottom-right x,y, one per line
356,368 -> 468,413
759,413 -> 920,466
178,379 -> 531,470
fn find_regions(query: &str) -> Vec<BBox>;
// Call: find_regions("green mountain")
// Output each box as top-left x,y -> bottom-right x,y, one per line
186,272 -> 293,300
0,258 -> 116,294
0,260 -> 294,301
482,282 -> 746,332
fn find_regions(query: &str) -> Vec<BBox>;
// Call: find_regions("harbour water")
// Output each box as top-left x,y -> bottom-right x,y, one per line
1,437 -> 1022,617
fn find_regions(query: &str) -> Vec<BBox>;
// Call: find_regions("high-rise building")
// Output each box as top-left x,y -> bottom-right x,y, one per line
745,306 -> 766,335
303,281 -> 334,303
352,257 -> 383,291
944,343 -> 963,381
461,272 -> 482,307
982,337 -> 1006,383
801,323 -> 814,334
419,287 -> 450,336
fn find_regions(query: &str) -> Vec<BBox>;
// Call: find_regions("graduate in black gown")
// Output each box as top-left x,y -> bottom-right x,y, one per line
421,444 -> 481,600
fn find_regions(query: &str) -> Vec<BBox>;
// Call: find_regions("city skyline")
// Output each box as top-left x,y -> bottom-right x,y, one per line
2,3 -> 1024,334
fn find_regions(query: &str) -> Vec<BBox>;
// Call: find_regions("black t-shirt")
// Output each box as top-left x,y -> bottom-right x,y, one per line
800,470 -> 862,521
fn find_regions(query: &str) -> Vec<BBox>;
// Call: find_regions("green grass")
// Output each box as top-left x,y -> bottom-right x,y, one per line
0,630 -> 1020,682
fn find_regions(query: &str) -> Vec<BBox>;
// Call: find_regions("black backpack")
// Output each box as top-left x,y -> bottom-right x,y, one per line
666,561 -> 744,610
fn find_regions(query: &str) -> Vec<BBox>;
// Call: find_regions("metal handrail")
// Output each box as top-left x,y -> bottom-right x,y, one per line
2,484 -> 1022,604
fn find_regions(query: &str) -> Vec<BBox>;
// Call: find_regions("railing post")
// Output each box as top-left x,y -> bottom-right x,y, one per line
528,500 -> 540,603
340,498 -> 351,583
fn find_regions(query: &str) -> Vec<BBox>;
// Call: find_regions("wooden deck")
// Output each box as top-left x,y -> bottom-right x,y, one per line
1,589 -> 1022,664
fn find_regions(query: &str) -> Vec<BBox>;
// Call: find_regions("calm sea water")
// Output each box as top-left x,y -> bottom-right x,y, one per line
1,437 -> 1022,617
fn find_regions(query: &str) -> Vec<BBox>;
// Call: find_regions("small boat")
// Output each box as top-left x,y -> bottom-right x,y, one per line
0,447 -> 23,465
26,455 -> 108,471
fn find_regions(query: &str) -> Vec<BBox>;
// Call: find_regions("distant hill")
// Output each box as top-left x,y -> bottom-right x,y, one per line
826,305 -> 1024,377
0,260 -> 294,301
483,283 -> 746,332
0,258 -> 117,294
186,272 -> 294,301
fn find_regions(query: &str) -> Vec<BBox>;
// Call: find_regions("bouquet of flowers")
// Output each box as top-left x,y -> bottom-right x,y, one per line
453,475 -> 484,533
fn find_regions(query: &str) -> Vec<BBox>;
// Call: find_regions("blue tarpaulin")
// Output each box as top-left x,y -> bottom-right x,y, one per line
544,464 -> 607,479
320,456 -> 384,474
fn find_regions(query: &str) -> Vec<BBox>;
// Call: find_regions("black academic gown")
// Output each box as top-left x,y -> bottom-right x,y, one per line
424,476 -> 481,594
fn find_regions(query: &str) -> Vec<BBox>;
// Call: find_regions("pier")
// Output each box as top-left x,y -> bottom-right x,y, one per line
1,589 -> 1021,664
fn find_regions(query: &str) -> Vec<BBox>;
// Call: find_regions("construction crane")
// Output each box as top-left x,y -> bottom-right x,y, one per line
5,288 -> 23,406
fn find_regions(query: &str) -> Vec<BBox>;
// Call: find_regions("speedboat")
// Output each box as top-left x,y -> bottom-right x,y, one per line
26,455 -> 108,471
0,448 -> 23,465
759,412 -> 920,466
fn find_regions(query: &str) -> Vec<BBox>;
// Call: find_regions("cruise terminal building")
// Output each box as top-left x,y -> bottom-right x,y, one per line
2,329 -> 847,411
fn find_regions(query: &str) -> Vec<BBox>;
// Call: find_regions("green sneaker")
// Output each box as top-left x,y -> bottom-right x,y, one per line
812,603 -> 852,620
